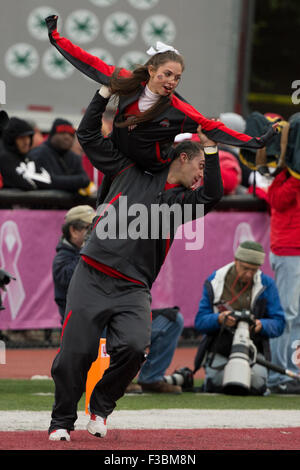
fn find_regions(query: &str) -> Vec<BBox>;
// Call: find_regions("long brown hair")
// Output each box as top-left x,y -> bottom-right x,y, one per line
110,50 -> 185,128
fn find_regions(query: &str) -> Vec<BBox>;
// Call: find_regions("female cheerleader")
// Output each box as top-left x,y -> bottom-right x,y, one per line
45,15 -> 276,173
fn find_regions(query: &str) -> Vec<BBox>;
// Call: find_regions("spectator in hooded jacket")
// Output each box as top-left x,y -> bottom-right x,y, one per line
29,118 -> 91,193
0,116 -> 52,190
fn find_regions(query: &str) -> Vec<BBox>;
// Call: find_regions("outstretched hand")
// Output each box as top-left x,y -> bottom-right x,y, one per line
197,125 -> 217,147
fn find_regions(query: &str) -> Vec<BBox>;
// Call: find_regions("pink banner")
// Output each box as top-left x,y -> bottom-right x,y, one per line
0,210 -> 64,330
0,209 -> 272,330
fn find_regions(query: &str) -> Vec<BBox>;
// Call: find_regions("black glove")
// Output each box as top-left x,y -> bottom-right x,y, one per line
258,125 -> 278,147
45,15 -> 58,35
0,110 -> 9,133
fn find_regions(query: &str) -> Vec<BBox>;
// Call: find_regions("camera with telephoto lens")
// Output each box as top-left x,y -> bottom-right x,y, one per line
164,367 -> 194,391
222,309 -> 257,395
0,268 -> 15,310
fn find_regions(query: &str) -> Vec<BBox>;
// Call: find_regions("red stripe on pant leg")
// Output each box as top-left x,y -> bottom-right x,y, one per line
60,310 -> 72,341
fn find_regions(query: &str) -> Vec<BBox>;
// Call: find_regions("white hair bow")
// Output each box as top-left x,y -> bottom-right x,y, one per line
146,41 -> 180,56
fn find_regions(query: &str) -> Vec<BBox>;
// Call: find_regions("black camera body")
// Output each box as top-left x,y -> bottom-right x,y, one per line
231,309 -> 255,326
164,367 -> 194,391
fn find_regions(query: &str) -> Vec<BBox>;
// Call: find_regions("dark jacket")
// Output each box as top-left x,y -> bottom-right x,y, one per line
52,238 -> 81,321
77,92 -> 223,289
46,14 -> 276,173
0,117 -> 51,190
29,140 -> 90,192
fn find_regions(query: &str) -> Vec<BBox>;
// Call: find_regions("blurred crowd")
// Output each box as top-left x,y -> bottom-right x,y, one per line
0,108 -> 115,199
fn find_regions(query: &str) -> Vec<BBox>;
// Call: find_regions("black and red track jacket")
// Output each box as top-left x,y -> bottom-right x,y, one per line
77,91 -> 223,289
46,15 -> 276,173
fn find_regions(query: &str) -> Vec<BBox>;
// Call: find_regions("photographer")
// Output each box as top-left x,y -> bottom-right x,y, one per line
194,241 -> 285,395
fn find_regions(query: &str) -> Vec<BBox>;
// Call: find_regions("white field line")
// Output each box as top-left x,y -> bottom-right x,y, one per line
1,409 -> 300,431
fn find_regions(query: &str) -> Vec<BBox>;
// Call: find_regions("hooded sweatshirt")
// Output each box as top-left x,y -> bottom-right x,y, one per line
0,117 -> 50,190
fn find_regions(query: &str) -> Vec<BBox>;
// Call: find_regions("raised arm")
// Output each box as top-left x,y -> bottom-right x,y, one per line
178,127 -> 223,217
45,15 -> 132,85
171,94 -> 278,150
77,86 -> 130,175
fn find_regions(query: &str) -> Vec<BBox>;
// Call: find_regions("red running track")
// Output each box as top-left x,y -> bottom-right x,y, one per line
0,428 -> 299,451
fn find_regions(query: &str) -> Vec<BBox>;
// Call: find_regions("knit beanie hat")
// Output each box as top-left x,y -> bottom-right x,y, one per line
235,241 -> 265,266
49,118 -> 75,137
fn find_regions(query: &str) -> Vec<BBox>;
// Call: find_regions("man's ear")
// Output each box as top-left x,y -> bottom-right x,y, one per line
180,152 -> 188,164
69,225 -> 77,237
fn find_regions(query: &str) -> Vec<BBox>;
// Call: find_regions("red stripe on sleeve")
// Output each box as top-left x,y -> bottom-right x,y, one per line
163,236 -> 171,262
51,29 -> 132,79
92,192 -> 122,229
171,95 -> 252,143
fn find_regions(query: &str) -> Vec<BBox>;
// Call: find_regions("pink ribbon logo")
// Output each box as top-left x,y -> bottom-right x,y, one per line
0,221 -> 25,319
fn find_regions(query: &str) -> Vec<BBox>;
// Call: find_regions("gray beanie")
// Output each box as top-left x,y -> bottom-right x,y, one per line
235,241 -> 265,266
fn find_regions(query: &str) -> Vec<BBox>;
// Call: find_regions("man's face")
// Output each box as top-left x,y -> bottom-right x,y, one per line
234,260 -> 259,284
70,223 -> 90,248
178,152 -> 205,189
15,135 -> 31,155
51,132 -> 74,151
147,61 -> 182,96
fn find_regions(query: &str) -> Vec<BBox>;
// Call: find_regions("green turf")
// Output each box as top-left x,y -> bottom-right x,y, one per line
1,379 -> 300,411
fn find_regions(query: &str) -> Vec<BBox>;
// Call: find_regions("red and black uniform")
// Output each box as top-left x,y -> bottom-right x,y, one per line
48,92 -> 223,433
45,15 -> 276,174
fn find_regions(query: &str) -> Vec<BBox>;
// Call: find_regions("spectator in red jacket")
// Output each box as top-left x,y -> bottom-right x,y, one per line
267,168 -> 300,394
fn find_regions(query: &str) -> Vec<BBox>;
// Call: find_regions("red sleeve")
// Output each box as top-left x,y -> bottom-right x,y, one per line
267,170 -> 300,211
46,15 -> 131,85
171,94 -> 275,150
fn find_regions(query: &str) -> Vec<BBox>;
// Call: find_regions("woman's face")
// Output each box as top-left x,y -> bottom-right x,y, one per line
147,61 -> 182,96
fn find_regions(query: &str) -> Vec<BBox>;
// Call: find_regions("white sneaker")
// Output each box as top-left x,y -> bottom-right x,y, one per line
87,414 -> 107,438
49,429 -> 70,441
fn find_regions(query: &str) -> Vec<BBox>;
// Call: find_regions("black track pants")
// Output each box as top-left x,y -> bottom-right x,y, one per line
49,259 -> 152,433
